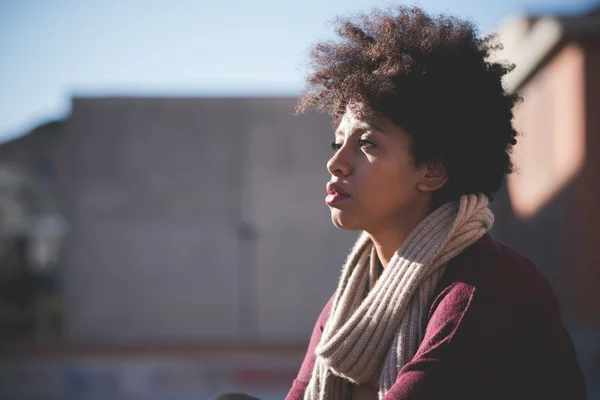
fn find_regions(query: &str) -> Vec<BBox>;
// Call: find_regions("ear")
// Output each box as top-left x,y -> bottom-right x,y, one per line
417,158 -> 448,193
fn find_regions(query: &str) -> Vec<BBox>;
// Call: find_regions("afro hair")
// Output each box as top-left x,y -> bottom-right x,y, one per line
296,6 -> 520,202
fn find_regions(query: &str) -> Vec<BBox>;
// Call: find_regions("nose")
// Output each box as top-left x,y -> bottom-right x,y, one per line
327,144 -> 352,177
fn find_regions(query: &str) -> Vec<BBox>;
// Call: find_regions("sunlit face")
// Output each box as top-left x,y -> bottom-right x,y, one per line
325,107 -> 428,233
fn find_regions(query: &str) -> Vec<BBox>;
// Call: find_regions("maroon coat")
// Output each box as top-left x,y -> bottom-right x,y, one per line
287,234 -> 587,400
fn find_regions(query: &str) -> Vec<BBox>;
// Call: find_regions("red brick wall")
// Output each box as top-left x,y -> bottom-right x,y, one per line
493,41 -> 600,325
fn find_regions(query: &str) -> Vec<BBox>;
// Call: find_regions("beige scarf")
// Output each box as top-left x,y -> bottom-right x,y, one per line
304,194 -> 494,400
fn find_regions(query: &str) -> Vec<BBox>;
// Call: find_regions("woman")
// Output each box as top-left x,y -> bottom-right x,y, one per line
286,6 -> 586,400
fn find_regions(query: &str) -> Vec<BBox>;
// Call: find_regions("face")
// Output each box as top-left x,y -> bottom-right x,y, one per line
325,107 -> 430,233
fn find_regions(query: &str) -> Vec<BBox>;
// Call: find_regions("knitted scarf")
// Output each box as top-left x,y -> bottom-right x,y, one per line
304,193 -> 494,400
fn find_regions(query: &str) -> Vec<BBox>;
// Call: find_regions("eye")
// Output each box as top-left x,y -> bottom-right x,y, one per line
359,138 -> 376,149
330,141 -> 342,152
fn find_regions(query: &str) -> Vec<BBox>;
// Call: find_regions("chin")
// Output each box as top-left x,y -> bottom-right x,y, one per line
330,209 -> 364,231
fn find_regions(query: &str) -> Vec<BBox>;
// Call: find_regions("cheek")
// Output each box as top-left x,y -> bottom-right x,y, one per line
370,157 -> 413,183
364,163 -> 417,205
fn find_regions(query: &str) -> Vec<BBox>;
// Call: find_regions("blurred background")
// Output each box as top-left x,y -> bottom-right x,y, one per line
1,0 -> 599,399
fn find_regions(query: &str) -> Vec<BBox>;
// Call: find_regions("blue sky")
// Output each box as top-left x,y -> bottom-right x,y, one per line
0,0 -> 598,143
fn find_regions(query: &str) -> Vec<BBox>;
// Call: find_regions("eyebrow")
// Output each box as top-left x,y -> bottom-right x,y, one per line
335,121 -> 383,137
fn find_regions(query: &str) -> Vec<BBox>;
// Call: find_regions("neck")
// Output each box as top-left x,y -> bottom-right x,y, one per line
368,199 -> 433,268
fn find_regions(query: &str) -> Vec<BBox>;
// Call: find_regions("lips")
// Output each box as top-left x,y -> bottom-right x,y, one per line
326,182 -> 351,206
326,182 -> 350,196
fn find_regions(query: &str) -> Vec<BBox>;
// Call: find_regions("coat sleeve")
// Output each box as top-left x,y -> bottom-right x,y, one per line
285,294 -> 335,400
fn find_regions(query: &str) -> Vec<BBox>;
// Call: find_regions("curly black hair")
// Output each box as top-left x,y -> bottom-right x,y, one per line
296,6 -> 520,202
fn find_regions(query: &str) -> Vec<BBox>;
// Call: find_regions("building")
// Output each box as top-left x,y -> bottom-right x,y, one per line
492,6 -> 600,396
0,97 -> 358,399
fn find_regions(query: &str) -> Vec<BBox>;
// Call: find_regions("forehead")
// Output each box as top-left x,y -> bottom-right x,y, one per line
335,108 -> 381,136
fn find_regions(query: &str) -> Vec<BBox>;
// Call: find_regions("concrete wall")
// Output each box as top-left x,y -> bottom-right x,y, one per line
60,97 -> 356,342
